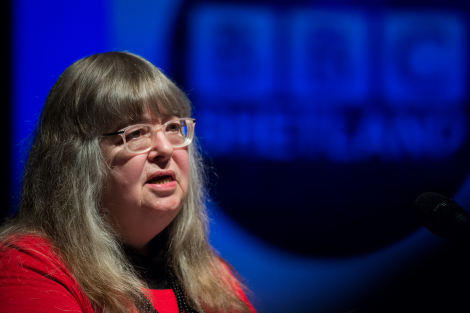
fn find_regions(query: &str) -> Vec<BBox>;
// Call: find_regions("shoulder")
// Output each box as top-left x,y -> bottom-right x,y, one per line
0,234 -> 66,280
0,233 -> 58,258
0,233 -> 94,313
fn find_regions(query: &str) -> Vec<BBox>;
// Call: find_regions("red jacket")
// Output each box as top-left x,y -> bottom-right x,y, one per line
0,235 -> 255,313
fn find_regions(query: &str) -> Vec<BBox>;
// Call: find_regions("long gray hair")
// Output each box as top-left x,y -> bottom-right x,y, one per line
1,52 -> 251,313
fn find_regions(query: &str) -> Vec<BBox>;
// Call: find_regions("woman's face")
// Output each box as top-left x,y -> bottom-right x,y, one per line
100,110 -> 190,253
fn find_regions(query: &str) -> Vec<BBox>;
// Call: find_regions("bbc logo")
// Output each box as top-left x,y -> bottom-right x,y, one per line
187,5 -> 465,108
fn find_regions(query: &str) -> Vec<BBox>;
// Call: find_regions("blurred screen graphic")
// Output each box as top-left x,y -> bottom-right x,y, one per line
174,3 -> 469,256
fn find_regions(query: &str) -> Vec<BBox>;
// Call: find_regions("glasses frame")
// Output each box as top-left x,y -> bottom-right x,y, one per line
103,118 -> 196,153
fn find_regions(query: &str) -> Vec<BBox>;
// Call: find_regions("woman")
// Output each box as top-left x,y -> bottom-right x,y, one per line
0,52 -> 255,313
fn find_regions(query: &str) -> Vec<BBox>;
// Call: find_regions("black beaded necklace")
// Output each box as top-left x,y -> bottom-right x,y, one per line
124,232 -> 199,313
142,270 -> 199,313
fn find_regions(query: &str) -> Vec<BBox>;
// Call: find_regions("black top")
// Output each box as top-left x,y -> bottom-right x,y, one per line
124,230 -> 172,290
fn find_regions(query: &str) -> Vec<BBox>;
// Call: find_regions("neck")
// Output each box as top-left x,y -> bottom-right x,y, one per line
126,228 -> 170,257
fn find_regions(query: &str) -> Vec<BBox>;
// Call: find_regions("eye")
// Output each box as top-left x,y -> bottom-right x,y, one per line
166,122 -> 181,133
124,126 -> 151,142
129,130 -> 142,139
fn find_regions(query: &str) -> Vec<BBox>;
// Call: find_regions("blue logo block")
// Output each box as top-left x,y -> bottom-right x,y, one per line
187,5 -> 275,102
291,10 -> 369,106
383,13 -> 466,106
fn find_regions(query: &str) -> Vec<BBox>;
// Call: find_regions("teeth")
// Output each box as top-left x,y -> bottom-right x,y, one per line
150,177 -> 171,185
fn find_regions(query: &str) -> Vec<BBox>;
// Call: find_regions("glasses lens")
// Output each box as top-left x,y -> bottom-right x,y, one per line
124,125 -> 153,152
165,120 -> 191,147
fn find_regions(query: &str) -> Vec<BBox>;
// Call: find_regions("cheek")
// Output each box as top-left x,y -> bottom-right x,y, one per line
105,155 -> 148,197
174,150 -> 191,193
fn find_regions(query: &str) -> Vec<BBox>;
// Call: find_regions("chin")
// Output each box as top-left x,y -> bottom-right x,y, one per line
147,198 -> 185,218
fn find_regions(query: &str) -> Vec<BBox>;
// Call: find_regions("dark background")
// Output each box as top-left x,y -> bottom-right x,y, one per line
0,0 -> 11,223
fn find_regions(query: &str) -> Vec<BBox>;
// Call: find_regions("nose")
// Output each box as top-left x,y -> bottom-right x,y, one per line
147,128 -> 174,162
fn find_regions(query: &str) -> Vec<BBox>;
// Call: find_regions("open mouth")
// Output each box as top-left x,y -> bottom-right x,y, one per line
147,175 -> 173,185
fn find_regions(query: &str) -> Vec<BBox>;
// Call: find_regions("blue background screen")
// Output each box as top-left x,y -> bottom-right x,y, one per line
6,0 -> 470,312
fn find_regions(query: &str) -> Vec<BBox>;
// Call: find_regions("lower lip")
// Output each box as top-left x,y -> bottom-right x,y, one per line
147,180 -> 177,191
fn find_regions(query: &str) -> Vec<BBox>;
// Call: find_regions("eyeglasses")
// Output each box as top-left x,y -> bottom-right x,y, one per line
103,118 -> 196,153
